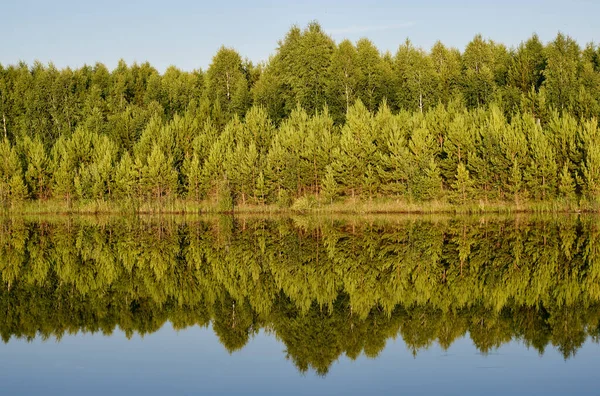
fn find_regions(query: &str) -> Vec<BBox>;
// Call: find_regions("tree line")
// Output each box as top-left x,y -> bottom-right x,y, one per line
1,22 -> 600,208
1,216 -> 599,372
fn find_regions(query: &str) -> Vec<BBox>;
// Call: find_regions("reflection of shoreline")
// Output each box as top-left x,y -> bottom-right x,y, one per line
0,216 -> 599,374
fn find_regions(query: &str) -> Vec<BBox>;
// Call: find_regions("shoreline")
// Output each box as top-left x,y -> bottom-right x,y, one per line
1,197 -> 597,216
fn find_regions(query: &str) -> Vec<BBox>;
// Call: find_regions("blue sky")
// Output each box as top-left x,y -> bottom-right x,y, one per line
2,0 -> 598,72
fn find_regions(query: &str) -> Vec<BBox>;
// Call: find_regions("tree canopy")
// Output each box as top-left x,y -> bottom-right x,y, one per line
1,23 -> 600,209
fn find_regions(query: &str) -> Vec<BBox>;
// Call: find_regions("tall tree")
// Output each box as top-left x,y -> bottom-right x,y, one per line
206,47 -> 250,120
327,40 -> 359,121
543,33 -> 581,111
395,39 -> 438,112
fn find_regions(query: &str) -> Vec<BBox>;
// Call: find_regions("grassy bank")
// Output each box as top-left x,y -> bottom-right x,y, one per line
1,196 -> 598,216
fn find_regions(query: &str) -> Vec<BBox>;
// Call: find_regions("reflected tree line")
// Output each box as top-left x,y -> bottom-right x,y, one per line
1,215 -> 600,374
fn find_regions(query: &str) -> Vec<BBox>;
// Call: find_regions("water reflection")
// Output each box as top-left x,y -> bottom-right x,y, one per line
1,215 -> 599,375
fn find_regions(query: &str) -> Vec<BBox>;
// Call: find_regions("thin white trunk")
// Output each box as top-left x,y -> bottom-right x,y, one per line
345,84 -> 350,115
226,71 -> 231,100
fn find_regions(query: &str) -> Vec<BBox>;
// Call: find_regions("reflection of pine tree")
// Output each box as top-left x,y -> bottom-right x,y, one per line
0,217 -> 598,375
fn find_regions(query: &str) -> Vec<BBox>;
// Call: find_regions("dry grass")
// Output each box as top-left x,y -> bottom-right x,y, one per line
2,196 -> 598,216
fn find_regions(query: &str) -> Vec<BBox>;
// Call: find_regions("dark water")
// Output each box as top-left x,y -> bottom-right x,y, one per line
1,215 -> 599,395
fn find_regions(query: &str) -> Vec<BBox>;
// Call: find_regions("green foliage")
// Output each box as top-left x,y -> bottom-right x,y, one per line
183,153 -> 202,201
320,166 -> 338,203
333,100 -> 377,198
206,47 -> 251,119
114,151 -> 140,199
452,163 -> 474,204
142,145 -> 178,199
558,163 -> 577,202
216,176 -> 234,212
0,138 -> 27,204
22,136 -> 50,199
0,216 -> 599,371
0,24 -> 599,207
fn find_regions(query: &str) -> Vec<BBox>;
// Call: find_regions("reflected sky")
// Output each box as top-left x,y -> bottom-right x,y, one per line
0,322 -> 598,396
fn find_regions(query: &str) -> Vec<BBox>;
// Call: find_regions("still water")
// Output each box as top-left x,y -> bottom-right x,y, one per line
0,215 -> 599,395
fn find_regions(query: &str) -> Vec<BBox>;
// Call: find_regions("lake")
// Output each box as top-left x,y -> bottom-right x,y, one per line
0,215 -> 599,395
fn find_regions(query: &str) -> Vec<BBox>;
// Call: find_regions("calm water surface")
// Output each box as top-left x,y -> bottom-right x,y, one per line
0,215 -> 599,395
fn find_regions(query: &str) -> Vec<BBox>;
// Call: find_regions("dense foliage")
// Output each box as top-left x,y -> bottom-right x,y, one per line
1,216 -> 600,374
1,23 -> 600,208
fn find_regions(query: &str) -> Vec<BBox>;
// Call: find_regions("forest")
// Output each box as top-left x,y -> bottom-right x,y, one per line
1,22 -> 600,211
1,216 -> 599,374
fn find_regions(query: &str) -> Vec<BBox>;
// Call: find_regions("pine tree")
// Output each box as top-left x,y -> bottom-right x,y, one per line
376,105 -> 411,196
408,124 -> 439,200
525,120 -> 557,200
421,158 -> 443,201
255,171 -> 267,204
362,164 -> 379,199
52,160 -> 75,206
0,138 -> 27,204
452,162 -> 474,204
184,153 -> 202,201
581,139 -> 600,203
558,163 -> 577,202
321,166 -> 338,204
23,136 -> 50,200
89,135 -> 118,199
334,100 -> 376,198
114,152 -> 140,200
142,145 -> 178,199
510,158 -> 524,204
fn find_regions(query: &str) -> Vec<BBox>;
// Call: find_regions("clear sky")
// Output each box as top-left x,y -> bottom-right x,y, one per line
2,0 -> 598,72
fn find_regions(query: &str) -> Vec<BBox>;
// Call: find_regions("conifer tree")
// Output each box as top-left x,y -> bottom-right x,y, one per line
321,166 -> 338,203
452,162 -> 474,204
142,145 -> 178,199
334,101 -> 377,198
0,138 -> 27,204
525,120 -> 557,200
114,151 -> 140,199
183,153 -> 202,201
579,120 -> 600,202
510,159 -> 524,204
408,124 -> 439,200
421,158 -> 443,201
255,171 -> 267,204
377,107 -> 411,196
23,136 -> 50,200
558,163 -> 577,202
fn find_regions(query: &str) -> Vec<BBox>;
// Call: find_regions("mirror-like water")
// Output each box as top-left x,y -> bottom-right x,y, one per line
1,215 -> 599,395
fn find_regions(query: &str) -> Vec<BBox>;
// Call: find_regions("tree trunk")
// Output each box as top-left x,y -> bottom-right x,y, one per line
345,82 -> 350,115
314,155 -> 318,197
226,71 -> 231,100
